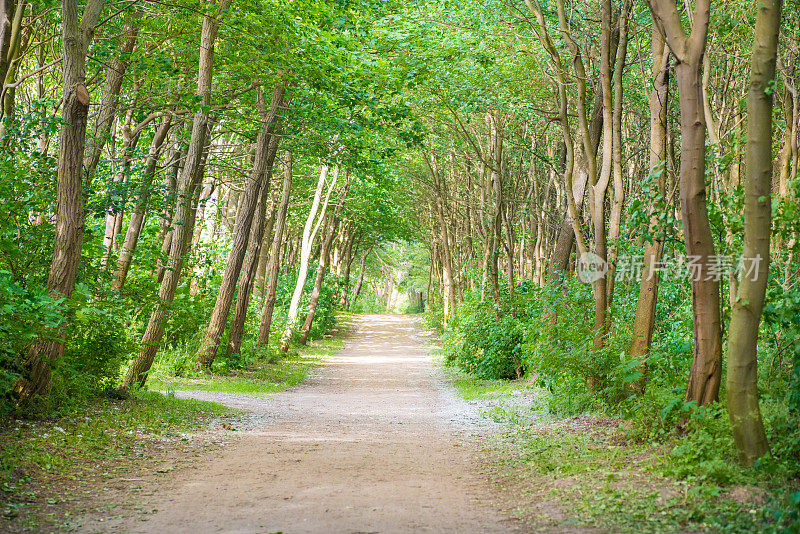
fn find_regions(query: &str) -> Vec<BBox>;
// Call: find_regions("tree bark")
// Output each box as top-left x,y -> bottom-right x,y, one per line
547,94 -> 602,281
83,12 -> 140,188
121,0 -> 225,390
727,0 -> 780,465
17,0 -> 105,400
647,0 -> 722,407
257,151 -> 293,347
338,233 -> 358,307
350,247 -> 372,308
280,162 -> 339,352
629,18 -> 670,390
299,179 -> 349,345
197,82 -> 286,367
226,133 -> 281,356
111,116 -> 172,289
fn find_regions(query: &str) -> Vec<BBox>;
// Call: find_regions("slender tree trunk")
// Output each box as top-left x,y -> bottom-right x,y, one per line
629,19 -> 670,390
339,235 -> 358,307
83,13 -> 140,188
280,163 -> 339,352
351,247 -> 371,307
604,0 -> 631,309
226,134 -> 281,356
101,109 -> 139,267
727,0 -> 780,465
299,179 -> 349,345
112,116 -> 172,289
121,1 -> 225,390
648,0 -> 722,406
0,0 -> 17,88
18,0 -> 105,400
197,82 -> 286,367
0,0 -> 25,141
257,151 -> 293,346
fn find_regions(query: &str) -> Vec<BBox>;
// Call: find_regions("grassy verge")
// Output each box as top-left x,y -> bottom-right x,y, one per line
0,391 -> 232,530
445,368 -> 799,533
148,313 -> 351,395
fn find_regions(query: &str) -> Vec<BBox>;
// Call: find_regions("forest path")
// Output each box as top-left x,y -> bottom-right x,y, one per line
94,314 -> 522,533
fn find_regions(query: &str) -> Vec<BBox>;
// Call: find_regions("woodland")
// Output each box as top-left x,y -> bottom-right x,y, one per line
0,0 -> 799,531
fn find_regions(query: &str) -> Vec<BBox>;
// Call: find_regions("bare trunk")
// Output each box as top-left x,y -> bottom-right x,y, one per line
257,151 -> 293,346
18,0 -> 105,400
298,186 -> 347,345
197,82 -> 286,367
121,1 -> 225,390
648,0 -> 721,406
280,162 -> 339,352
629,20 -> 670,388
226,133 -> 281,356
112,116 -> 172,289
727,0 -> 780,465
83,13 -> 139,188
351,247 -> 371,308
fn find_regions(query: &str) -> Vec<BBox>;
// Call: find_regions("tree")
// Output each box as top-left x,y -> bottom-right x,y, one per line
122,0 -> 227,390
196,81 -> 286,367
646,0 -> 723,407
258,150 -> 293,347
17,0 -> 105,400
726,0 -> 782,465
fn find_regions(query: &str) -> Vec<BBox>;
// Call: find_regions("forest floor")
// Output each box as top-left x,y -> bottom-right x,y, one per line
51,314 -> 550,533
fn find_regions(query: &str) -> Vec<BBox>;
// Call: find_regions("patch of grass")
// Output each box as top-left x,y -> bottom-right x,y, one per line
443,360 -> 529,400
1,391 -> 231,525
148,313 -> 351,395
446,369 -> 796,533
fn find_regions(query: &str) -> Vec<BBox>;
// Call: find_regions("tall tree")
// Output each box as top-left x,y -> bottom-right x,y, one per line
17,0 -> 105,400
726,0 -> 782,465
197,81 -> 286,367
647,0 -> 723,406
629,15 -> 671,388
257,151 -> 293,347
279,162 -> 339,352
122,0 -> 227,390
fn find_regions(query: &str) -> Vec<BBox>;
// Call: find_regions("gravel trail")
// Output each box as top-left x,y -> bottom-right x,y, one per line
89,314 -> 520,533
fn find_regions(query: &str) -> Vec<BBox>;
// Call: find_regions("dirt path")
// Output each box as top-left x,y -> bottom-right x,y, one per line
87,315 -> 520,533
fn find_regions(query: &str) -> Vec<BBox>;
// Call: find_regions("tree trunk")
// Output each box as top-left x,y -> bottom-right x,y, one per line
648,0 -> 722,406
338,235 -> 358,307
280,162 -> 339,352
121,0 -> 225,390
629,18 -> 670,390
350,247 -> 372,308
604,0 -> 631,309
727,0 -> 780,465
257,151 -> 293,347
0,0 -> 15,88
299,179 -> 349,345
545,77 -> 604,282
226,133 -> 281,356
112,116 -> 172,289
17,0 -> 105,400
197,82 -> 286,367
101,108 -> 139,267
83,13 -> 139,188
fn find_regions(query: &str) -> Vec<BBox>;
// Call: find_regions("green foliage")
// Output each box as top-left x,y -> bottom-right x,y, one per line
0,273 -> 65,415
443,289 -> 524,380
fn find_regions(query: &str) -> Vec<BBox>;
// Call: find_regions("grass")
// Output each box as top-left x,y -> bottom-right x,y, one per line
148,317 -> 349,395
445,366 -> 799,533
0,391 -> 232,528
